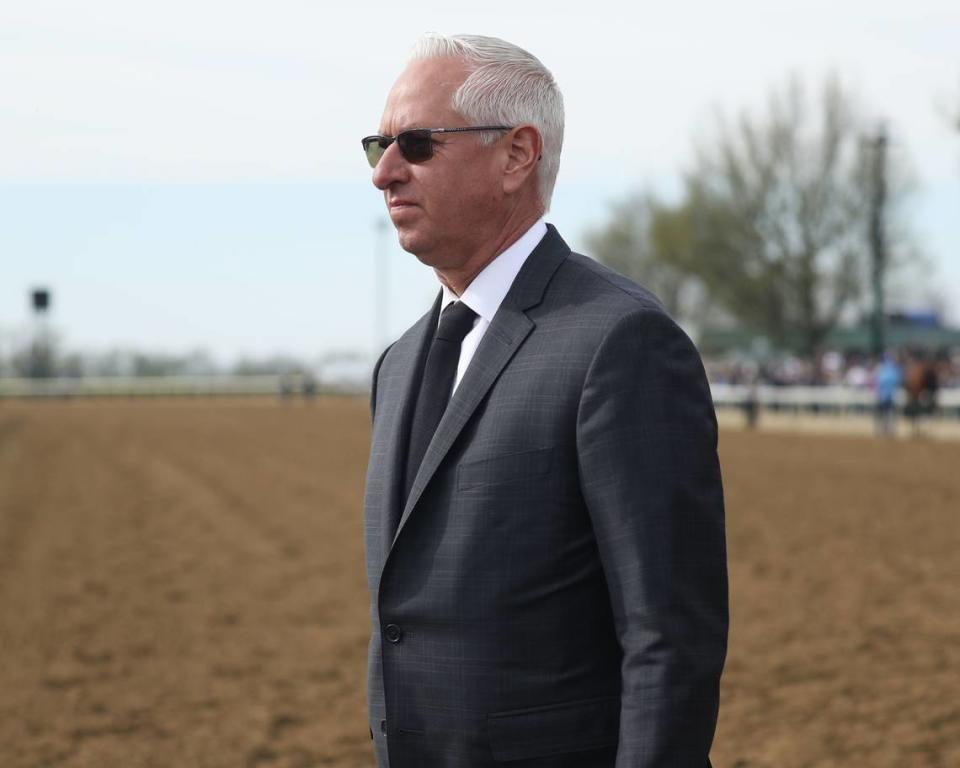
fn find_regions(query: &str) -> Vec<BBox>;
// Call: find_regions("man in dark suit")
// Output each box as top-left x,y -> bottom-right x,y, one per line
362,33 -> 727,767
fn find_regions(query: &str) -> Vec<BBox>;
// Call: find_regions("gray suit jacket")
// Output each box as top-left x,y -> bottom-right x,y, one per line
364,225 -> 727,767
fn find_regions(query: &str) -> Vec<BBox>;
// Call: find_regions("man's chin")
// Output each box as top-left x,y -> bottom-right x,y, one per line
395,230 -> 433,261
395,229 -> 418,254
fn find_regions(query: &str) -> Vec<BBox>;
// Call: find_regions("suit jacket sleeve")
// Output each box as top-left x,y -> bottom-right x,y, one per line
576,308 -> 728,767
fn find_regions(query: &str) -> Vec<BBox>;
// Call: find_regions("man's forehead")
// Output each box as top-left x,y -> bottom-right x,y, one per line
380,57 -> 469,131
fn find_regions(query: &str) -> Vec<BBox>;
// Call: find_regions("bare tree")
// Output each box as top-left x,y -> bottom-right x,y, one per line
590,76 -> 921,354
679,76 -> 881,355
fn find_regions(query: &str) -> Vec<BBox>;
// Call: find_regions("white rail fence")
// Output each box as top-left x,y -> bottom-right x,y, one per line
710,383 -> 960,415
1,377 -> 959,416
0,375 -> 358,398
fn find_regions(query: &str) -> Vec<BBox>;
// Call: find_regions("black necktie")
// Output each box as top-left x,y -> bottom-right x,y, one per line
403,301 -> 478,503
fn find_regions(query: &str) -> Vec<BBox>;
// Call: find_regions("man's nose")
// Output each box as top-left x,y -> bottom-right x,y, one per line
372,142 -> 410,191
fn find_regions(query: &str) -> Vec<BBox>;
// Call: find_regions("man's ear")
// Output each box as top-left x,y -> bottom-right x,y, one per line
502,125 -> 542,195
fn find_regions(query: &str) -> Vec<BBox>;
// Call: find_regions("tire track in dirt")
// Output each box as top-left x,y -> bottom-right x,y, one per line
0,400 -> 374,767
0,412 -> 34,586
0,406 -> 180,767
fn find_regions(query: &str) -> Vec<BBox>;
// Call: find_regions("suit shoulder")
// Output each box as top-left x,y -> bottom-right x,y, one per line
535,251 -> 707,369
548,250 -> 670,321
369,341 -> 396,420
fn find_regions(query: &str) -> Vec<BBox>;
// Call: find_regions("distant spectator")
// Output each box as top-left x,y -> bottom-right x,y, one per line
903,354 -> 927,436
302,373 -> 318,399
920,360 -> 939,417
844,358 -> 871,389
873,353 -> 902,437
741,365 -> 761,429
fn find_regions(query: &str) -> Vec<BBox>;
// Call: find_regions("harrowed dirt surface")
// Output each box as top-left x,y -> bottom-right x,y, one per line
0,399 -> 958,767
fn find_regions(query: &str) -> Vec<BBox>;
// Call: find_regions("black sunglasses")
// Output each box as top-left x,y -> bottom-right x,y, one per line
361,125 -> 513,168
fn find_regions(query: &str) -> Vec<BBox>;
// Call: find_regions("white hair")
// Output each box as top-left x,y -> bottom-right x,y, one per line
410,33 -> 565,211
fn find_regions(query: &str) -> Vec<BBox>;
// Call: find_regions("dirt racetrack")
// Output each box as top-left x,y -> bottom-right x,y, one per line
0,398 -> 958,767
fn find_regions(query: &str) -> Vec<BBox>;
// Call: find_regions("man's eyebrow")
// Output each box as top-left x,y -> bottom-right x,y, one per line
393,122 -> 439,134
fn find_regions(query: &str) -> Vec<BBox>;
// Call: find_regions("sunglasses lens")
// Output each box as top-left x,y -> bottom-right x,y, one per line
397,130 -> 433,163
362,136 -> 389,168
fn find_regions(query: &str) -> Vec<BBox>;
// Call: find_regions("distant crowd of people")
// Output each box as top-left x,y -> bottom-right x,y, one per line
706,347 -> 958,436
707,348 -> 959,390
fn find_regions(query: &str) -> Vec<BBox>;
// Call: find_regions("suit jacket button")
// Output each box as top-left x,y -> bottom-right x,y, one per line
384,623 -> 403,644
380,718 -> 388,735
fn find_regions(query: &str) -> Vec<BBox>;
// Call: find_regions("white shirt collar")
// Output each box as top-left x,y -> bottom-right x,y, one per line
440,217 -> 548,321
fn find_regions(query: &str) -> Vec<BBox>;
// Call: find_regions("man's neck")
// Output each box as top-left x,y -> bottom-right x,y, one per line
435,206 -> 544,296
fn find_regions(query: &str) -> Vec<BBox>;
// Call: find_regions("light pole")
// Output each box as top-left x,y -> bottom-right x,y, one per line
866,124 -> 888,357
29,287 -> 54,379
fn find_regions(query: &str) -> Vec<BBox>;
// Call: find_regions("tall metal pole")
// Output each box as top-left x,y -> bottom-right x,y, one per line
868,124 -> 888,357
29,288 -> 54,379
375,217 -> 390,354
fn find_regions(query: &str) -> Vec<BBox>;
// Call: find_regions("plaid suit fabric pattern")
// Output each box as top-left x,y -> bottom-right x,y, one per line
364,226 -> 727,767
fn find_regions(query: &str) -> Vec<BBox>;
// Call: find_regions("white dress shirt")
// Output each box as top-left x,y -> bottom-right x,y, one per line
439,217 -> 548,395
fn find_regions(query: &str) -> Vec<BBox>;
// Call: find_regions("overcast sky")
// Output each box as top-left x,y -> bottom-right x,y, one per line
2,0 -> 958,363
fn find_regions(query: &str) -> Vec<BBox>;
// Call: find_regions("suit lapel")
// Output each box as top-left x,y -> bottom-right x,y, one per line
391,225 -> 571,547
377,293 -> 442,544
